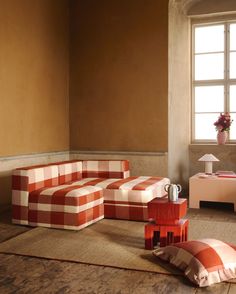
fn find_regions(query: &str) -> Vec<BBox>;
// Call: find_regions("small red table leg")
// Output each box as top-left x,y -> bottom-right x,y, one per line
145,223 -> 161,249
159,226 -> 167,247
145,224 -> 154,249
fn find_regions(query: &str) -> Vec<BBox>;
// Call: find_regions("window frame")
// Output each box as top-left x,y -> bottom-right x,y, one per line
191,19 -> 236,144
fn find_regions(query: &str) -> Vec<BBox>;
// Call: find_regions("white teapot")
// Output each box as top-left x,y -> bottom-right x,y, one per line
164,184 -> 182,202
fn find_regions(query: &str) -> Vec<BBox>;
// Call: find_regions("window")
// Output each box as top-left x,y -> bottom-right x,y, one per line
192,21 -> 236,142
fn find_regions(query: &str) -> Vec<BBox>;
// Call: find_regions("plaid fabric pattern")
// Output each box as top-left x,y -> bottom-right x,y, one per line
12,165 -> 59,225
11,160 -> 169,225
28,185 -> 104,230
153,238 -> 236,287
71,176 -> 170,221
82,160 -> 130,179
56,161 -> 82,184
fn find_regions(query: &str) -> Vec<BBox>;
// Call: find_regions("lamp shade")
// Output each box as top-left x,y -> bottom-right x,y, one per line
198,154 -> 219,162
198,154 -> 219,174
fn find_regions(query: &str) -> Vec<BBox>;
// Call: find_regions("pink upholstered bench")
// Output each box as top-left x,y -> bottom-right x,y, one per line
71,176 -> 170,221
28,185 -> 103,230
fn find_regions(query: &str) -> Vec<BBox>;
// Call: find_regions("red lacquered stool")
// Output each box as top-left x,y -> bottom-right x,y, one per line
145,197 -> 189,249
145,219 -> 189,249
148,197 -> 187,225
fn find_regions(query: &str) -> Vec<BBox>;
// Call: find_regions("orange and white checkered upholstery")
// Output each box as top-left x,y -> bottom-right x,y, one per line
12,160 -> 129,226
153,238 -> 236,287
12,165 -> 59,225
28,185 -> 104,230
82,160 -> 130,179
56,161 -> 82,184
71,176 -> 170,221
12,160 -> 170,225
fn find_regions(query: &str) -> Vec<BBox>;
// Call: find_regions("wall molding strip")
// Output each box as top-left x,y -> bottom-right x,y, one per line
70,150 -> 167,157
0,151 -> 70,161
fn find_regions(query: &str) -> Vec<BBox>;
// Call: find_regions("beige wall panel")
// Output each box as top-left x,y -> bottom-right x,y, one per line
70,0 -> 168,152
0,0 -> 69,156
189,144 -> 236,177
168,1 -> 191,190
187,0 -> 236,16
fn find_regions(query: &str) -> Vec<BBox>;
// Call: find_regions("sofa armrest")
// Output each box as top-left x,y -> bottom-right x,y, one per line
82,160 -> 130,179
12,165 -> 59,225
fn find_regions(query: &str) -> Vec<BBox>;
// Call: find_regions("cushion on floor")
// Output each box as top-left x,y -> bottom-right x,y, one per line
153,238 -> 236,287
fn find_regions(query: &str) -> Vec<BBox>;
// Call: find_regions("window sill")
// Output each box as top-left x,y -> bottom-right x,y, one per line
190,143 -> 236,146
189,144 -> 236,152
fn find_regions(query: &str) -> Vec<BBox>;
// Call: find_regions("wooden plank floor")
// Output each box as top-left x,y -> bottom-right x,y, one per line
0,207 -> 235,294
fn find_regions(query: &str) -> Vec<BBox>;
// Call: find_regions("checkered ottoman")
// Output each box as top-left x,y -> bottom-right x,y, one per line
71,176 -> 170,221
28,185 -> 104,230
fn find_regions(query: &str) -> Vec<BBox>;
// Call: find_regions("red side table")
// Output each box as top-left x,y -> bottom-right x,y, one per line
145,198 -> 188,249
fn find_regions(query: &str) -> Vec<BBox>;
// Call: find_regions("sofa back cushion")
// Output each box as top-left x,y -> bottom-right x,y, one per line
12,164 -> 59,192
56,161 -> 83,184
82,160 -> 130,179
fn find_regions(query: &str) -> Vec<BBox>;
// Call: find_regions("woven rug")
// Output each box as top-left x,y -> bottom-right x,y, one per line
0,219 -> 236,277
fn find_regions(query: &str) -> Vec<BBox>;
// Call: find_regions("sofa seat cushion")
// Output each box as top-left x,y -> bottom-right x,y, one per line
28,185 -> 104,230
71,176 -> 170,221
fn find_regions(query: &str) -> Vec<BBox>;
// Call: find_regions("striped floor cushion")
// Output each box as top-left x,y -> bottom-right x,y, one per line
71,176 -> 170,221
153,239 -> 236,287
28,185 -> 104,230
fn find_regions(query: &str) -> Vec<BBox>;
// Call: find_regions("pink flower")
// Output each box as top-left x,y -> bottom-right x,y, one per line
213,113 -> 233,132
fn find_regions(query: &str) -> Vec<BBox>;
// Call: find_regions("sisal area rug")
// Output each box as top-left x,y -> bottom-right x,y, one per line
0,219 -> 236,277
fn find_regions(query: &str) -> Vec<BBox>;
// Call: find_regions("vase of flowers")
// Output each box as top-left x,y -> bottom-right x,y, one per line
217,131 -> 228,145
213,112 -> 233,145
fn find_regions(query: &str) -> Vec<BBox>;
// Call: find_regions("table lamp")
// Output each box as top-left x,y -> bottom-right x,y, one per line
198,154 -> 219,174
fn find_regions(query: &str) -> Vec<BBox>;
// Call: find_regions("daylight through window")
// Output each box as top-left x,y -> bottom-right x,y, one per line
192,21 -> 236,142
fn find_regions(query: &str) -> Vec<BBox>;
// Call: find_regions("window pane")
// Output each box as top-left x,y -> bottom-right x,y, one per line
230,52 -> 236,79
195,86 -> 224,112
195,113 -> 218,140
195,53 -> 224,80
195,25 -> 224,53
230,24 -> 236,51
230,85 -> 236,111
229,113 -> 236,140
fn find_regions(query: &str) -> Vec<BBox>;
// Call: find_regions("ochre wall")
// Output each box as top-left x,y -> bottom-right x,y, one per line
70,0 -> 168,152
0,0 -> 69,156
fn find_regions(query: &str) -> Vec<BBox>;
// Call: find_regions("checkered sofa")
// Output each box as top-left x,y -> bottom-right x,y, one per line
12,160 -> 169,230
